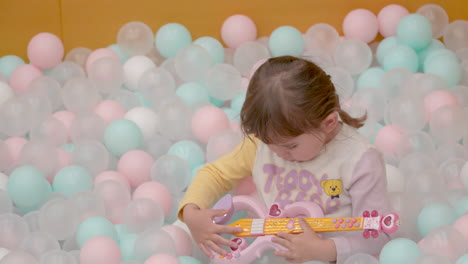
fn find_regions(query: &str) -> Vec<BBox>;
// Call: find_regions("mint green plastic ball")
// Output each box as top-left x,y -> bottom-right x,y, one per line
76,216 -> 118,248
134,91 -> 152,107
356,67 -> 385,90
382,45 -> 419,73
176,82 -> 210,105
417,203 -> 456,237
168,140 -> 205,170
379,238 -> 421,264
222,107 -> 240,122
0,55 -> 25,78
7,165 -> 51,211
104,119 -> 143,157
457,254 -> 468,264
53,165 -> 93,196
423,49 -> 461,87
269,26 -> 304,57
120,233 -> 138,260
417,39 -> 445,70
376,37 -> 398,65
397,14 -> 433,51
231,91 -> 246,113
454,197 -> 468,218
155,23 -> 192,58
194,37 -> 225,65
209,96 -> 225,107
108,44 -> 130,63
178,256 -> 202,264
61,143 -> 75,153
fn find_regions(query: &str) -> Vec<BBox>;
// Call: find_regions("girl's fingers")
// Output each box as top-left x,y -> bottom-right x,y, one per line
198,243 -> 213,259
205,240 -> 228,256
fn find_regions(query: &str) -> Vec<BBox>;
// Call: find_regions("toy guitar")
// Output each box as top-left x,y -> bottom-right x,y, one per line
210,194 -> 400,264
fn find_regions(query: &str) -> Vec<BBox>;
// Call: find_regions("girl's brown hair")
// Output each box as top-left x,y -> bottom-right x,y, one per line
240,56 -> 365,144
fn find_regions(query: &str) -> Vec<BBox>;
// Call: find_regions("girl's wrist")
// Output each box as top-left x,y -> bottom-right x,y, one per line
318,238 -> 337,262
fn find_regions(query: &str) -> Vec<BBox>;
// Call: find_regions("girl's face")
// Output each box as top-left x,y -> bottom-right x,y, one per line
267,132 -> 327,162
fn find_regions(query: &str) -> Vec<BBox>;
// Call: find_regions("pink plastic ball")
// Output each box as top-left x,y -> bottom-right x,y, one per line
4,136 -> 28,164
85,48 -> 120,73
453,214 -> 468,241
52,111 -> 76,141
377,4 -> 410,37
192,105 -> 230,144
133,181 -> 173,217
233,175 -> 257,195
342,9 -> 379,43
424,90 -> 459,121
27,32 -> 64,69
375,125 -> 405,158
80,236 -> 122,264
95,171 -> 131,191
9,64 -> 43,94
117,150 -> 154,189
221,14 -> 257,49
161,225 -> 193,256
93,100 -> 126,124
144,254 -> 180,264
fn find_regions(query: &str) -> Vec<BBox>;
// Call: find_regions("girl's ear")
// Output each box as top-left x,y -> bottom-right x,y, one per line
321,112 -> 339,133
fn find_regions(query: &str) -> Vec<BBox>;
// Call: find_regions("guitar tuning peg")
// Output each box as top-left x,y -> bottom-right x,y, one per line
363,230 -> 370,239
363,210 -> 370,217
371,210 -> 378,217
371,230 -> 379,238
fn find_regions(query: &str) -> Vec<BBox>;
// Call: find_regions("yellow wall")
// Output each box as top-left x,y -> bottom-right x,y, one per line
1,0 -> 467,59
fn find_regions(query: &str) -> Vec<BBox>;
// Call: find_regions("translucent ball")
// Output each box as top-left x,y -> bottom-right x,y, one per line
65,48 -> 91,70
233,41 -> 270,77
382,45 -> 419,73
106,89 -> 140,111
424,49 -> 462,87
27,32 -> 64,70
385,164 -> 405,192
451,85 -> 468,106
344,253 -> 379,264
124,107 -> 159,142
207,130 -> 242,163
0,81 -> 14,107
7,165 -> 51,212
38,198 -> 79,241
167,140 -> 205,170
397,14 -> 433,51
0,190 -> 13,214
342,8 -> 379,43
401,73 -> 447,102
123,55 -> 156,91
20,232 -> 60,259
117,21 -> 154,57
333,39 -> 372,75
0,247 -> 10,261
49,61 -> 86,86
124,199 -> 164,233
429,105 -> 466,144
94,180 -> 131,224
88,57 -> 124,94
17,140 -> 57,177
0,55 -> 25,78
69,191 -> 105,223
193,36 -> 225,65
269,26 -> 304,57
413,254 -> 452,264
157,96 -> 193,141
144,135 -> 172,160
416,4 -> 449,39
388,96 -> 426,131
160,58 -> 185,87
76,216 -> 118,248
133,227 -> 176,262
0,213 -> 30,250
351,87 -> 386,121
29,117 -> 66,148
419,226 -> 467,262
70,113 -> 106,143
406,170 -> 444,194
205,63 -> 242,101
304,23 -> 340,55
325,67 -> 355,101
155,23 -> 192,58
62,77 -> 101,114
104,119 -> 143,157
71,140 -> 108,176
85,48 -> 120,74
0,97 -> 34,137
39,250 -> 77,264
434,143 -> 467,165
417,202 -> 456,237
176,82 -> 210,106
175,44 -> 211,82
151,154 -> 191,195
377,4 -> 410,37
221,14 -> 257,49
302,49 -> 334,69
27,76 -> 62,111
379,238 -> 421,264
438,158 -> 466,190
443,20 -> 468,52
424,90 -> 458,121
133,181 -> 173,217
137,67 -> 176,109
0,250 -> 38,264
396,131 -> 435,157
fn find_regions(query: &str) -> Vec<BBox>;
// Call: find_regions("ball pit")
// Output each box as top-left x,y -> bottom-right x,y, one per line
0,3 -> 468,263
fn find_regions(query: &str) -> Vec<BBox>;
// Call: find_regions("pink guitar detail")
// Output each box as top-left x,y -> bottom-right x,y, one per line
211,194 -> 400,264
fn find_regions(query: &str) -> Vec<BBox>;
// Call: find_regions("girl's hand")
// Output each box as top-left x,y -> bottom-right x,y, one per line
182,204 -> 243,258
272,217 -> 337,263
